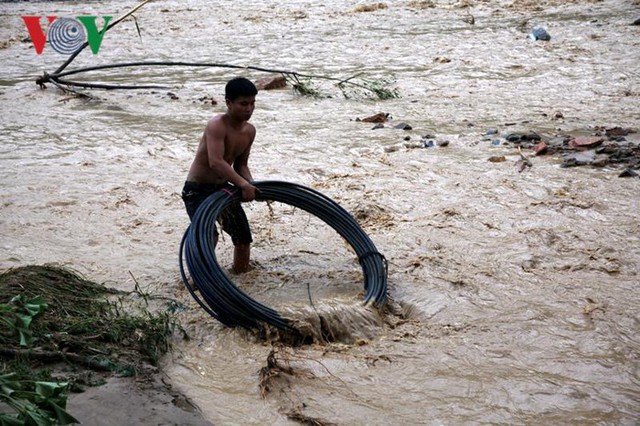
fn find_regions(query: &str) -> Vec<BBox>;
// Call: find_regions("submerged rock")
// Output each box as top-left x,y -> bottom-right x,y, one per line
394,122 -> 413,130
505,131 -> 541,142
605,126 -> 635,137
597,143 -> 640,165
255,75 -> 287,90
547,136 -> 570,148
561,150 -> 598,167
619,168 -> 639,178
591,155 -> 610,167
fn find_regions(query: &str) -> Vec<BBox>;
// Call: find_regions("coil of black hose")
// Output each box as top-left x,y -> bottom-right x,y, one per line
179,180 -> 388,331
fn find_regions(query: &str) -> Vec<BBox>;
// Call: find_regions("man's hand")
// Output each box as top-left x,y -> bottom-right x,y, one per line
240,183 -> 259,202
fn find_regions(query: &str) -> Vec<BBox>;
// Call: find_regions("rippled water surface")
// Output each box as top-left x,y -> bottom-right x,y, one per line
1,0 -> 639,424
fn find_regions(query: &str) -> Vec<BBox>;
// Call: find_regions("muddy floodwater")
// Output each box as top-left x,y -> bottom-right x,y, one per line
1,0 -> 639,424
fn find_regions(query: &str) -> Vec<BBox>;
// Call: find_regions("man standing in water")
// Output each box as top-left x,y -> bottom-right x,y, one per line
181,77 -> 259,273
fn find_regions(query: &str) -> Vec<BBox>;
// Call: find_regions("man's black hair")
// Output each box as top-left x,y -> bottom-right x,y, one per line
225,77 -> 258,101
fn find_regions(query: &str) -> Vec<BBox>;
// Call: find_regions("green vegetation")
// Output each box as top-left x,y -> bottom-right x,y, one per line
291,78 -> 322,98
337,77 -> 400,100
0,265 -> 181,425
288,71 -> 400,100
0,374 -> 78,425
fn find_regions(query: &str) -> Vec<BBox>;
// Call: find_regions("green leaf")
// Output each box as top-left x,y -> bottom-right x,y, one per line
8,295 -> 24,305
0,316 -> 16,329
0,413 -> 24,426
47,401 -> 80,425
22,405 -> 54,426
18,329 -> 33,347
24,298 -> 48,317
15,313 -> 33,329
34,382 -> 64,399
1,383 -> 18,396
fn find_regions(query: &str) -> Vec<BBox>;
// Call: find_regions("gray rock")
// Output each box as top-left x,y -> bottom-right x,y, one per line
547,136 -> 569,147
561,150 -> 597,167
529,27 -> 551,41
619,168 -> 639,177
505,131 -> 541,142
394,122 -> 413,130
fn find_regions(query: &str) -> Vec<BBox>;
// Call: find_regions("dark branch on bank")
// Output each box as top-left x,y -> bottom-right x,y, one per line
0,348 -> 116,372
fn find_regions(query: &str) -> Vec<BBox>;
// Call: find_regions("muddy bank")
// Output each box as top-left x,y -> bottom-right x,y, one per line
67,376 -> 211,426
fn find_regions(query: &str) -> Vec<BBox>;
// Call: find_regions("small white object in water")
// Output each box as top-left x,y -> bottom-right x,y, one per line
529,27 -> 551,41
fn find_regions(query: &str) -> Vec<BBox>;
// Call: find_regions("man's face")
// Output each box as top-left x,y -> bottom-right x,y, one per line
226,95 -> 256,121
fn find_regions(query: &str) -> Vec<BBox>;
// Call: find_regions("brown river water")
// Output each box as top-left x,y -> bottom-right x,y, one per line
1,0 -> 639,424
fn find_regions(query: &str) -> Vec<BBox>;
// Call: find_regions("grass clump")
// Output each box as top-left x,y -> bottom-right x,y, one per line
0,265 -> 181,425
0,265 -> 176,369
337,77 -> 400,100
352,3 -> 388,13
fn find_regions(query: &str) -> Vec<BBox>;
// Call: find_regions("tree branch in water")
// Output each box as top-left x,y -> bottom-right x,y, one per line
36,1 -> 399,99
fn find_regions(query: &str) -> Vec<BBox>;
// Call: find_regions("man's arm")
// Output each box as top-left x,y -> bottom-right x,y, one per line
205,119 -> 257,201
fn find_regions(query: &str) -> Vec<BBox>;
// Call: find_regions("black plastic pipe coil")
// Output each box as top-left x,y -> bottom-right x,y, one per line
179,180 -> 388,331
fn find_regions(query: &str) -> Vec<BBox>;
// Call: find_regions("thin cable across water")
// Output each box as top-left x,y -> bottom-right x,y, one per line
179,180 -> 388,331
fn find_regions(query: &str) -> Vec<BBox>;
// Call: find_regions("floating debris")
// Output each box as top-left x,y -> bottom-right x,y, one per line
515,147 -> 533,172
357,112 -> 390,123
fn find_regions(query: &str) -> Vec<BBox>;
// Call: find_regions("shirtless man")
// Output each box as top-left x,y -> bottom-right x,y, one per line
181,77 -> 259,273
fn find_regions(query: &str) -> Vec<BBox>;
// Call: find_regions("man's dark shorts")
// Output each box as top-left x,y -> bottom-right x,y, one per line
181,181 -> 253,246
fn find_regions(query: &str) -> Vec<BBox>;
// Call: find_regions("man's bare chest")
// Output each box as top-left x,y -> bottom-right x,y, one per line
224,132 -> 250,161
